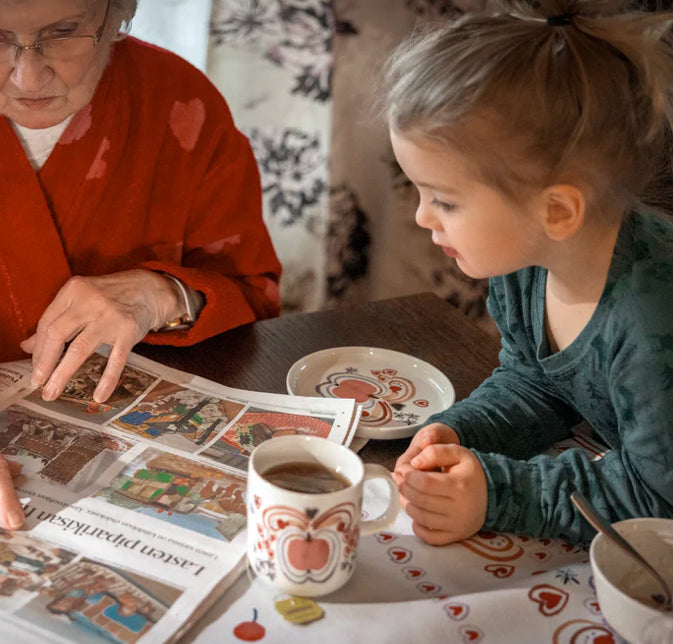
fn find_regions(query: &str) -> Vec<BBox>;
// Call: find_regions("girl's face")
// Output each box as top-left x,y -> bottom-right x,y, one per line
0,0 -> 112,128
390,130 -> 548,279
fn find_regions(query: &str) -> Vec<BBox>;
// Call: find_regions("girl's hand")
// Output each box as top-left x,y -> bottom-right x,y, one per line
20,270 -> 183,404
393,423 -> 460,484
397,443 -> 488,545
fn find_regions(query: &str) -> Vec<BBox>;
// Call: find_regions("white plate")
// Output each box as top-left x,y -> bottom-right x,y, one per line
286,347 -> 455,440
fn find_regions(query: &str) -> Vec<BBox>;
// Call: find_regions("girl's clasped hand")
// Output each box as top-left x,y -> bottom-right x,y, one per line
394,424 -> 487,545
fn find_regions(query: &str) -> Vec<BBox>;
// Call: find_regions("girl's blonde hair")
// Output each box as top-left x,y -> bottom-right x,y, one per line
383,1 -> 673,215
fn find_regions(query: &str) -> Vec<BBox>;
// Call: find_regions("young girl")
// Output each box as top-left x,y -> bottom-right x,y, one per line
386,0 -> 673,545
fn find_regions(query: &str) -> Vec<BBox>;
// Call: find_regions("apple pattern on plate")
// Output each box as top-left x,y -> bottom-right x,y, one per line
316,367 -> 428,427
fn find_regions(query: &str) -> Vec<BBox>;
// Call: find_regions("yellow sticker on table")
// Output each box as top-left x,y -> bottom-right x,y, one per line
274,597 -> 325,625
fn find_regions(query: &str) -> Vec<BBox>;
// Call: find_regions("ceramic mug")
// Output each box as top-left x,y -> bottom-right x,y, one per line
247,435 -> 399,597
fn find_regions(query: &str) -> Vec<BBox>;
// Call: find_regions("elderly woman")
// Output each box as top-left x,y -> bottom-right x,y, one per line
0,0 -> 281,528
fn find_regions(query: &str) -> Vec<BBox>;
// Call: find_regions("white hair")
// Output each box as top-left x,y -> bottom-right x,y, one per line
108,0 -> 138,35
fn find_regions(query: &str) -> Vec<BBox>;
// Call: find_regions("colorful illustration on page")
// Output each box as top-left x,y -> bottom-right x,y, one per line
201,408 -> 335,472
108,381 -> 245,453
15,556 -> 183,644
94,448 -> 247,542
0,405 -> 131,492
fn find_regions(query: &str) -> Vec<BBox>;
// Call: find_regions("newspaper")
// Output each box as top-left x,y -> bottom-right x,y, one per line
0,351 -> 360,644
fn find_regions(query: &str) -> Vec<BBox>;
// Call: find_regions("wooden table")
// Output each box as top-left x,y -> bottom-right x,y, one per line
136,292 -> 500,469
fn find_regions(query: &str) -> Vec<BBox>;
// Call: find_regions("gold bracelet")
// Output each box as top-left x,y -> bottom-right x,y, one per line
154,274 -> 197,332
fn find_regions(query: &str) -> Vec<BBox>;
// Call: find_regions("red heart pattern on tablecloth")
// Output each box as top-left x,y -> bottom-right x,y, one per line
169,98 -> 206,151
444,602 -> 469,621
388,547 -> 412,564
416,582 -> 441,595
533,551 -> 550,561
484,564 -> 515,578
459,625 -> 483,642
528,584 -> 569,616
583,599 -> 602,615
553,619 -> 615,643
375,532 -> 396,543
403,567 -> 424,579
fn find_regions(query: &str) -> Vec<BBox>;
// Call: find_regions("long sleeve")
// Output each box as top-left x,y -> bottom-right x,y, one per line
141,123 -> 280,346
476,325 -> 673,542
426,272 -> 580,460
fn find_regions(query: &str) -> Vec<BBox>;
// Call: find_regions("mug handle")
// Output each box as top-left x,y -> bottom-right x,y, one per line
360,463 -> 400,536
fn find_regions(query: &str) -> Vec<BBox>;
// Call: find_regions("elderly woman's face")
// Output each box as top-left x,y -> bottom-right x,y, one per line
0,0 -> 112,128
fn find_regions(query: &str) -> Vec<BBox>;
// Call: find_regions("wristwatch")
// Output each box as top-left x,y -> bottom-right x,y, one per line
154,273 -> 202,332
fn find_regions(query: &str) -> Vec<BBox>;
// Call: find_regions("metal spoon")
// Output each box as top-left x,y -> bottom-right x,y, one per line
571,491 -> 673,612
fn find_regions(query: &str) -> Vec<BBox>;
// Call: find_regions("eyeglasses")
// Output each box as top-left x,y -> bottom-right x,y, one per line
0,0 -> 110,65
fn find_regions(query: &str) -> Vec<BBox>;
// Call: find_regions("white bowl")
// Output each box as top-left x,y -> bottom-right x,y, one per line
590,518 -> 673,642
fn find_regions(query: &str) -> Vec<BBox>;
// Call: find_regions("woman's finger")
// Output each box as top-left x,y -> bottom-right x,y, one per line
20,334 -> 37,355
31,314 -> 87,392
93,333 -> 137,402
28,280 -> 86,385
40,324 -> 102,401
0,457 -> 23,530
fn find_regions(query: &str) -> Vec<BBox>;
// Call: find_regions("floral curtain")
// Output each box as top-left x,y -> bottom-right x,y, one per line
207,0 -> 493,329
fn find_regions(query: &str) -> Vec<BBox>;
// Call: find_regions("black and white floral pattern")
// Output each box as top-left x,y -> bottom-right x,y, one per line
246,128 -> 327,228
209,0 -> 493,328
211,0 -> 334,101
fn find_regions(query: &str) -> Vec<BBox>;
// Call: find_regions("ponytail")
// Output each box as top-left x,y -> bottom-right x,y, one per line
383,1 -> 673,215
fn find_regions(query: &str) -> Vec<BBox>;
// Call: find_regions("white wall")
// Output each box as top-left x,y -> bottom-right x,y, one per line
129,0 -> 212,71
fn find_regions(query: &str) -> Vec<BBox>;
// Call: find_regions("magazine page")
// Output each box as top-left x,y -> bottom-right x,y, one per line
0,351 -> 360,643
21,350 -> 359,471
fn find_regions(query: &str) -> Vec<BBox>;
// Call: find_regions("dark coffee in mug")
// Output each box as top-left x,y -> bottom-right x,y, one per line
262,461 -> 351,494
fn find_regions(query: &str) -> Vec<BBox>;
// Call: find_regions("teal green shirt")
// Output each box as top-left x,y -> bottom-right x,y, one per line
427,211 -> 673,543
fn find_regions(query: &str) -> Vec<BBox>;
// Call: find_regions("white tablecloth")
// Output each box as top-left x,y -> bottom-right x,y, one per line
191,474 -> 625,643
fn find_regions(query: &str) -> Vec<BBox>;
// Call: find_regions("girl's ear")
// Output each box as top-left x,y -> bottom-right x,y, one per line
541,184 -> 586,241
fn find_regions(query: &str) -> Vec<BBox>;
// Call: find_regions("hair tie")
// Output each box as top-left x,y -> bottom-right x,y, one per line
546,13 -> 575,27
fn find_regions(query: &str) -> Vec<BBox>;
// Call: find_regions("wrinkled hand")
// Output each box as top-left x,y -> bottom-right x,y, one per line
396,442 -> 488,546
0,456 -> 24,530
21,270 -> 182,404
